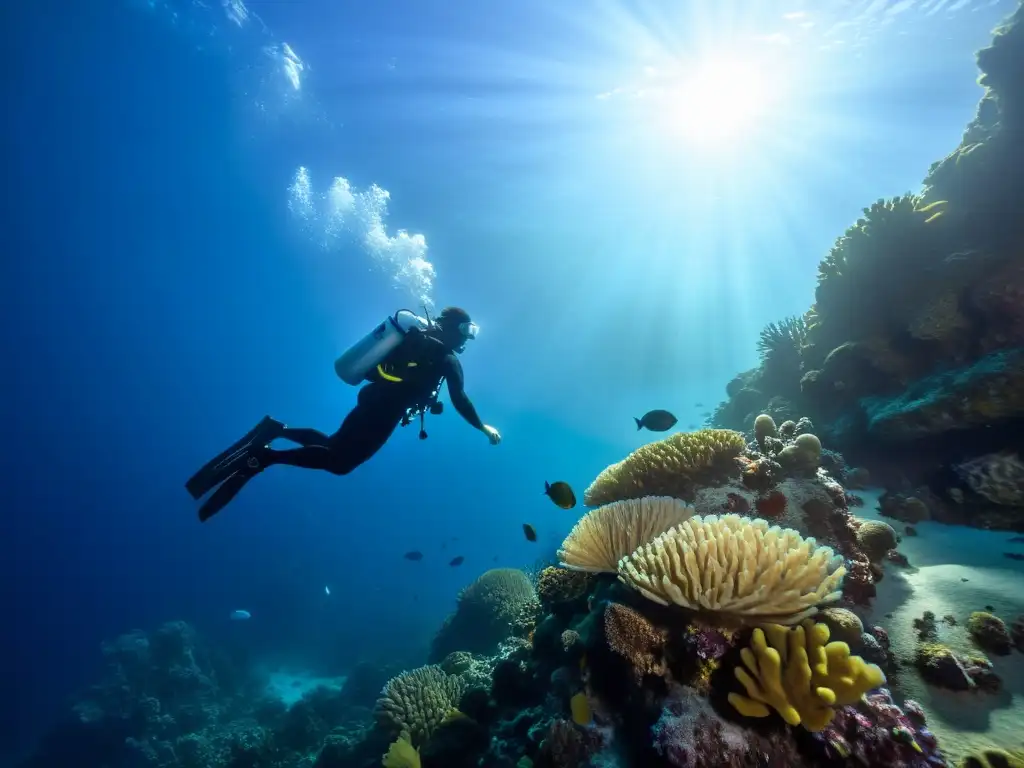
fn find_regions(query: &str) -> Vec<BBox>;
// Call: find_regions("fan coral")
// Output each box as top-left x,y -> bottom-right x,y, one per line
535,566 -> 593,606
855,520 -> 898,562
374,665 -> 467,747
429,568 -> 537,662
728,620 -> 886,732
617,514 -> 846,625
603,602 -> 668,683
557,496 -> 696,573
583,429 -> 747,506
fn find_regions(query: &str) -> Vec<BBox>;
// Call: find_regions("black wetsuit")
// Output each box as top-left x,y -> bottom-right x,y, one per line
258,344 -> 484,476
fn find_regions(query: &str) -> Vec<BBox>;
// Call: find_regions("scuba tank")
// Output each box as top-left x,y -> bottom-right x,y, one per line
334,309 -> 430,385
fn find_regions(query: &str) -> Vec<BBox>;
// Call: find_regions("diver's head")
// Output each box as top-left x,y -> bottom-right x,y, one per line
434,306 -> 478,353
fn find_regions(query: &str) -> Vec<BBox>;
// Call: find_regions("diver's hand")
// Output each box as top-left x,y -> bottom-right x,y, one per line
483,425 -> 502,445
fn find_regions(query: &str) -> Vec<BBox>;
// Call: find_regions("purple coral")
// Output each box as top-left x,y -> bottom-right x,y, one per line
813,689 -> 947,767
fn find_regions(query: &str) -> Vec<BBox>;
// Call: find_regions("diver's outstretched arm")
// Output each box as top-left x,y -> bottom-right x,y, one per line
444,355 -> 500,444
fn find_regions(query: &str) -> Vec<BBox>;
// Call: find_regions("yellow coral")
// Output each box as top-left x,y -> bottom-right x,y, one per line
728,620 -> 886,732
382,730 -> 421,768
374,665 -> 467,746
557,496 -> 695,573
617,514 -> 846,625
584,429 -> 747,506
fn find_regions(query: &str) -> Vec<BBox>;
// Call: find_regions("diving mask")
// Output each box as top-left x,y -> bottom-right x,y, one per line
458,321 -> 479,340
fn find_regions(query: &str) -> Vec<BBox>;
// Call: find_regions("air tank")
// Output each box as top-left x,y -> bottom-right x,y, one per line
334,310 -> 429,385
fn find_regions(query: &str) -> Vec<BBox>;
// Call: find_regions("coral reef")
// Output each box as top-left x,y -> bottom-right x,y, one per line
966,611 -> 1012,656
700,2 -> 1024,531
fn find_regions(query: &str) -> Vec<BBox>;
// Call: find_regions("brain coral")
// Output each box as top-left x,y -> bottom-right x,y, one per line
428,568 -> 537,662
374,665 -> 467,747
584,429 -> 747,506
557,496 -> 696,573
618,514 -> 846,625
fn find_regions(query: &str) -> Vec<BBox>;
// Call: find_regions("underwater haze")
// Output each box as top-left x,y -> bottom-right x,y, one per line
3,0 -> 1024,766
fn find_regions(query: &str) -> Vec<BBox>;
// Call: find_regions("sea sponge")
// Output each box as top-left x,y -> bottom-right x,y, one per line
583,429 -> 747,506
855,520 -> 898,562
817,607 -> 864,647
535,566 -> 593,606
617,514 -> 846,625
958,747 -> 1024,768
727,620 -> 886,732
557,496 -> 696,573
967,611 -> 1012,655
603,602 -> 668,682
382,730 -> 421,768
429,568 -> 537,662
375,665 -> 467,747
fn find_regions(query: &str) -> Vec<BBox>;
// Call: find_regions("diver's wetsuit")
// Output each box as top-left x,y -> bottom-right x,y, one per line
261,351 -> 483,475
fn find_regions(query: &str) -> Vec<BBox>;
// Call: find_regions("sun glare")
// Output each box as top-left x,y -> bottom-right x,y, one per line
656,56 -> 786,149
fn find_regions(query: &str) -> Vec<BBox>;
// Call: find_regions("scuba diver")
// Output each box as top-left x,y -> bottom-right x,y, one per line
185,306 -> 501,522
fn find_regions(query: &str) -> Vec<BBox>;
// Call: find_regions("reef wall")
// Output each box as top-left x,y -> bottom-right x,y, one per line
708,2 -> 1024,530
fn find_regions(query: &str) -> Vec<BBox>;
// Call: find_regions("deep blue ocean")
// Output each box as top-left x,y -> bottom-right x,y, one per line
1,0 -> 1020,764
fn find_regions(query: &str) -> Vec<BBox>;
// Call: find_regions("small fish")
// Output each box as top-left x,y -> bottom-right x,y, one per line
449,556 -> 465,567
324,585 -> 331,596
695,402 -> 703,407
570,692 -> 592,726
403,550 -> 424,561
688,423 -> 696,429
523,523 -> 537,542
544,481 -> 576,509
1008,535 -> 1024,543
492,555 -> 499,562
229,609 -> 251,621
634,409 -> 677,432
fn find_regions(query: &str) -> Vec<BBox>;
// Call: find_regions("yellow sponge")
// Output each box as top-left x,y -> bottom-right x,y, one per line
728,620 -> 886,732
382,730 -> 421,768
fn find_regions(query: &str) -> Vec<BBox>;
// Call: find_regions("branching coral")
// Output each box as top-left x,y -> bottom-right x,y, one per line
584,429 -> 747,506
727,620 -> 886,732
374,665 -> 467,746
617,514 -> 846,625
557,496 -> 696,573
603,602 -> 668,682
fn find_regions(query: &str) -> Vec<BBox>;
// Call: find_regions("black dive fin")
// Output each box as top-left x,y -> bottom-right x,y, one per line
185,416 -> 283,500
197,470 -> 254,522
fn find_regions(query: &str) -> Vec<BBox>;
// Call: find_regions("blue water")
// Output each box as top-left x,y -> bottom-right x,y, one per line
0,0 -> 1016,761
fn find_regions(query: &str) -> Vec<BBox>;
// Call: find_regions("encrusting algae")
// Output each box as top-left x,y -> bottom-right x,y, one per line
728,619 -> 886,732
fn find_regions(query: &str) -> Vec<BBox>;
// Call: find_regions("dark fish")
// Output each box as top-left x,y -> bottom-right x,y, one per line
687,423 -> 696,429
695,402 -> 703,407
634,409 -> 677,432
1009,535 -> 1024,543
544,481 -> 577,509
403,550 -> 423,561
492,556 -> 499,561
523,523 -> 537,542
449,556 -> 465,567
